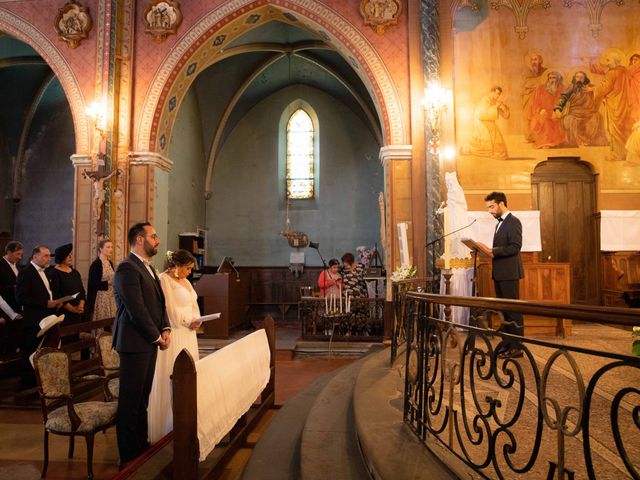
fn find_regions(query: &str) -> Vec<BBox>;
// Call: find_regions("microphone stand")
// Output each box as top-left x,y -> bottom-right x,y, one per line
425,220 -> 477,293
310,245 -> 328,299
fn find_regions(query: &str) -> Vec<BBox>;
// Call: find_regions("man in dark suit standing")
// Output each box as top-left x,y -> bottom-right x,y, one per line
477,192 -> 524,358
113,222 -> 170,468
0,241 -> 24,354
0,241 -> 23,312
15,245 -> 62,388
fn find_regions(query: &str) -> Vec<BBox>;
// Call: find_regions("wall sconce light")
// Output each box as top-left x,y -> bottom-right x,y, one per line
86,100 -> 108,138
86,100 -> 109,166
422,82 -> 452,132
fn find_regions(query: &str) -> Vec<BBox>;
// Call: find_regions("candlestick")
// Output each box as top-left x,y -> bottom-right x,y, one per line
444,205 -> 451,269
339,286 -> 343,312
325,294 -> 328,312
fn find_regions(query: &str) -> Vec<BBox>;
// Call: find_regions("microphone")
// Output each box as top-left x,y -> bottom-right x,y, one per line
426,218 -> 477,247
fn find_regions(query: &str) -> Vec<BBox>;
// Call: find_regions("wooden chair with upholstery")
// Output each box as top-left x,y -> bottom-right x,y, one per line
95,331 -> 119,401
33,347 -> 117,480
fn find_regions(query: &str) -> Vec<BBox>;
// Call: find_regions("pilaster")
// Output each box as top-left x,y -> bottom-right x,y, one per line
380,145 -> 413,297
70,154 -> 93,278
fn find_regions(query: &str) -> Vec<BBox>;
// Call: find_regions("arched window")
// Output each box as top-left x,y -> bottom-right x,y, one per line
286,109 -> 315,199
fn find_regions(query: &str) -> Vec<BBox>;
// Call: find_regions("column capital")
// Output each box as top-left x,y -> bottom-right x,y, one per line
128,151 -> 173,172
379,144 -> 413,165
70,154 -> 93,168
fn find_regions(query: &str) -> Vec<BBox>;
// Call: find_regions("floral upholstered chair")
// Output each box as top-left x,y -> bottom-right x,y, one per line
95,332 -> 120,401
33,347 -> 117,480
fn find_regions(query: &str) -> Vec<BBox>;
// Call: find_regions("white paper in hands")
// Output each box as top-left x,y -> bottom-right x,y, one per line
194,313 -> 221,323
52,292 -> 79,304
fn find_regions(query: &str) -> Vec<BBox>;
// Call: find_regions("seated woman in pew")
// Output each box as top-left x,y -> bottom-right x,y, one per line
148,249 -> 202,444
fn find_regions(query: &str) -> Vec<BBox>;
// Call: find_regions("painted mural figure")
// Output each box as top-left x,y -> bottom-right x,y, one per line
553,71 -> 607,148
521,50 -> 547,142
589,49 -> 636,160
628,53 -> 640,122
626,121 -> 640,166
469,86 -> 510,159
528,71 -> 565,148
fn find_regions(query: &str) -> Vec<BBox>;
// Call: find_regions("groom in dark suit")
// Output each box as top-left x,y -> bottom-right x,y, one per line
477,192 -> 524,359
113,222 -> 170,467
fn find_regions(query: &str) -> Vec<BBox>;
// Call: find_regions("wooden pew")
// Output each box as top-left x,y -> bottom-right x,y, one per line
172,316 -> 276,479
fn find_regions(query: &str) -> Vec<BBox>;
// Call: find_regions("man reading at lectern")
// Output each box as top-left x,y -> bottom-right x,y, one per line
475,191 -> 524,359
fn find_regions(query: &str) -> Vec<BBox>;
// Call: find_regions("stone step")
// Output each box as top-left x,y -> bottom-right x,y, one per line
241,369 -> 341,480
353,347 -> 457,480
299,355 -> 372,480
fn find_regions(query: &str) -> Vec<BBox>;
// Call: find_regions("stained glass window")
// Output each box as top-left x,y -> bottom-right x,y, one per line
286,109 -> 314,199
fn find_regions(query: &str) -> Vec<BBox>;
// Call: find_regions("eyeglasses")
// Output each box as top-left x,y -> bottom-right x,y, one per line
144,234 -> 159,239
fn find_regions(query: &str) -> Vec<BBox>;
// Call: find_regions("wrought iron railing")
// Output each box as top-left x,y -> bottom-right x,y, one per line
403,293 -> 640,480
299,296 -> 384,341
390,277 -> 433,364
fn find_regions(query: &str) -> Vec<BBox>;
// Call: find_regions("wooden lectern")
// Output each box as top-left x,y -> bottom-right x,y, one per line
194,273 -> 247,338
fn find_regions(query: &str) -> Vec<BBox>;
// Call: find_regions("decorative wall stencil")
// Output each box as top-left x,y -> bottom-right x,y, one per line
451,0 -> 480,12
563,0 -> 624,38
54,0 -> 93,49
490,0 -> 551,39
143,0 -> 183,43
360,0 -> 402,35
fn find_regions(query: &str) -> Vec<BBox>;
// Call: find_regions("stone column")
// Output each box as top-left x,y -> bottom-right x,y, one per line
421,0 -> 443,292
127,151 -> 174,269
70,154 -> 93,278
380,144 -> 413,298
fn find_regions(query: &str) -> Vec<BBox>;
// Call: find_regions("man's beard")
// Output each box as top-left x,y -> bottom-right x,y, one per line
144,240 -> 158,257
530,64 -> 541,75
546,82 -> 557,95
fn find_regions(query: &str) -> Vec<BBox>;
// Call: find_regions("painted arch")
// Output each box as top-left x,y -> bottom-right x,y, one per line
136,0 -> 406,154
0,9 -> 90,154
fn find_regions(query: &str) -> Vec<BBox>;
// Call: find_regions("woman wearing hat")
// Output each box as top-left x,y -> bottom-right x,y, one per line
50,244 -> 86,347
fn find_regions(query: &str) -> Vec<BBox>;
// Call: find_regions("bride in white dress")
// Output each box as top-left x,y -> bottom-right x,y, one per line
148,249 -> 201,443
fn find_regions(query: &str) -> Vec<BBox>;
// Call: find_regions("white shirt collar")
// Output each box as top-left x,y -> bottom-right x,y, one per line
131,251 -> 151,265
30,261 -> 46,272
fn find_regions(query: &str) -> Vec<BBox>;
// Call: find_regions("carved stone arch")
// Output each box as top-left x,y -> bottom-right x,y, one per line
0,10 -> 90,154
136,0 -> 406,154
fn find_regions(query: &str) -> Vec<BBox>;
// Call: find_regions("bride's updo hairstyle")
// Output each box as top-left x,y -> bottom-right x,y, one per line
164,249 -> 196,271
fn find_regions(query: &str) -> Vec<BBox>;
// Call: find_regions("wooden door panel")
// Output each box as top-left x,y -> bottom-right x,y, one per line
532,157 -> 598,304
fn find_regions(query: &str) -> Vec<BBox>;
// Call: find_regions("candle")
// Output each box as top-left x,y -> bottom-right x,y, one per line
444,205 -> 451,269
339,286 -> 343,312
325,294 -> 328,312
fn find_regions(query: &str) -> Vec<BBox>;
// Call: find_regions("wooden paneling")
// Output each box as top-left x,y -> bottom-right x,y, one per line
600,252 -> 640,307
478,253 -> 572,336
531,157 -> 599,305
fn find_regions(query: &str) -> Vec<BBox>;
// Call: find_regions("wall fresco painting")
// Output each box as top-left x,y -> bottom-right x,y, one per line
451,3 -> 640,191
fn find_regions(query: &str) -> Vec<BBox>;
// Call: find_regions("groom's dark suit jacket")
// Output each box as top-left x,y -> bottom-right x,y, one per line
112,252 -> 170,463
112,253 -> 169,352
491,212 -> 524,281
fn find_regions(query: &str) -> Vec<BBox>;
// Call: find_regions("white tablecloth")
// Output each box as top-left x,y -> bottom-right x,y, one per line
195,329 -> 271,461
467,211 -> 542,252
600,210 -> 640,251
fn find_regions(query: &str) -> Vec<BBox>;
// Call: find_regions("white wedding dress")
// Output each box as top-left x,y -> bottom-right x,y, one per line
148,272 -> 201,443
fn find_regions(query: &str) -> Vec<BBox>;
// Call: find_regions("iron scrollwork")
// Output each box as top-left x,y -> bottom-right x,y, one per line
403,293 -> 640,479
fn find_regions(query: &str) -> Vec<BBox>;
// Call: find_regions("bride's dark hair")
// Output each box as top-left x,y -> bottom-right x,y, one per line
164,249 -> 196,270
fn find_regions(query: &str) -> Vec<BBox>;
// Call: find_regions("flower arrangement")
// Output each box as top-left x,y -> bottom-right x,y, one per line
390,265 -> 417,282
633,327 -> 640,357
357,245 -> 374,265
